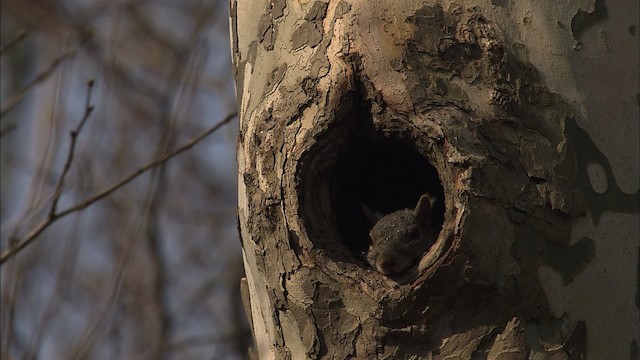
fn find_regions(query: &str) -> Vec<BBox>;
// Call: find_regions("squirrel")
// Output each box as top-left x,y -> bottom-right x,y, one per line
362,194 -> 438,283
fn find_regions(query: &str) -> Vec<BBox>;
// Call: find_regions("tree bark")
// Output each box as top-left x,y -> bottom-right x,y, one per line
230,0 -> 639,359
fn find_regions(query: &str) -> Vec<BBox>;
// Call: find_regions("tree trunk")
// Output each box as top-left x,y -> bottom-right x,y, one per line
230,0 -> 639,359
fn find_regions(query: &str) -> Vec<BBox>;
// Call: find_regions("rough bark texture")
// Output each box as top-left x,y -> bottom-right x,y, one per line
231,0 -> 639,359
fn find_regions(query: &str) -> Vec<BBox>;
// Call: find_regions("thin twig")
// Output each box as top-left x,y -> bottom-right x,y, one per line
0,50 -> 76,117
145,170 -> 173,360
136,331 -> 252,360
0,239 -> 21,356
0,29 -> 28,56
24,218 -> 82,360
49,79 -> 95,217
0,111 -> 237,265
0,123 -> 17,138
127,4 -> 185,57
69,178 -> 157,359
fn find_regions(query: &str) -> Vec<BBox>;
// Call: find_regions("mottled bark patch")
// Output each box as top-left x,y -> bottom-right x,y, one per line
292,1 -> 328,49
234,0 -> 625,357
571,0 -> 609,41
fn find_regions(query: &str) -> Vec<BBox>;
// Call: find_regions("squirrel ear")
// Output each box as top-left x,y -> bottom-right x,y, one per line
414,194 -> 434,225
362,204 -> 382,224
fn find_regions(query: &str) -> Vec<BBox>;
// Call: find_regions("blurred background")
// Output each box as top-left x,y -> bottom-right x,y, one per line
1,0 -> 250,359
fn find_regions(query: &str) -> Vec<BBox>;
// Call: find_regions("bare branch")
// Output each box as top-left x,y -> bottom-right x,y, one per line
0,112 -> 237,265
136,331 -> 252,360
0,29 -> 28,56
24,219 -> 82,360
0,50 -> 76,118
0,240 -> 23,356
69,183 -> 156,359
49,79 -> 95,217
0,123 -> 17,138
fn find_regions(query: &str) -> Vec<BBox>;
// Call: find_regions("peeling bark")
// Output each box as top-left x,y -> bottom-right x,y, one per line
231,0 -> 639,359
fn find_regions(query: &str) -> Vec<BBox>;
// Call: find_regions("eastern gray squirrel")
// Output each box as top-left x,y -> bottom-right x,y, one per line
362,194 -> 438,282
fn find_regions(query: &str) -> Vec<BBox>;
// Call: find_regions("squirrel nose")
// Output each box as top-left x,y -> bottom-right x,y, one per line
377,258 -> 398,275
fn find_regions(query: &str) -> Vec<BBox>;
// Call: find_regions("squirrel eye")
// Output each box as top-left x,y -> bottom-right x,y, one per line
409,227 -> 420,240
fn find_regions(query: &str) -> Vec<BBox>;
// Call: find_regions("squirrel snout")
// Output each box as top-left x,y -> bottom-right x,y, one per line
376,255 -> 407,276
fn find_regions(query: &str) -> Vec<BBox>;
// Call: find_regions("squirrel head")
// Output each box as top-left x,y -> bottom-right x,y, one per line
363,194 -> 436,278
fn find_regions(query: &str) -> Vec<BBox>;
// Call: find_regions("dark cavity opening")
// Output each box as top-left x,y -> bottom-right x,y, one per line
332,140 -> 445,261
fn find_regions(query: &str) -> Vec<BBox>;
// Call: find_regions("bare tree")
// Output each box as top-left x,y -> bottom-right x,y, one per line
1,1 -> 250,359
232,0 -> 638,359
